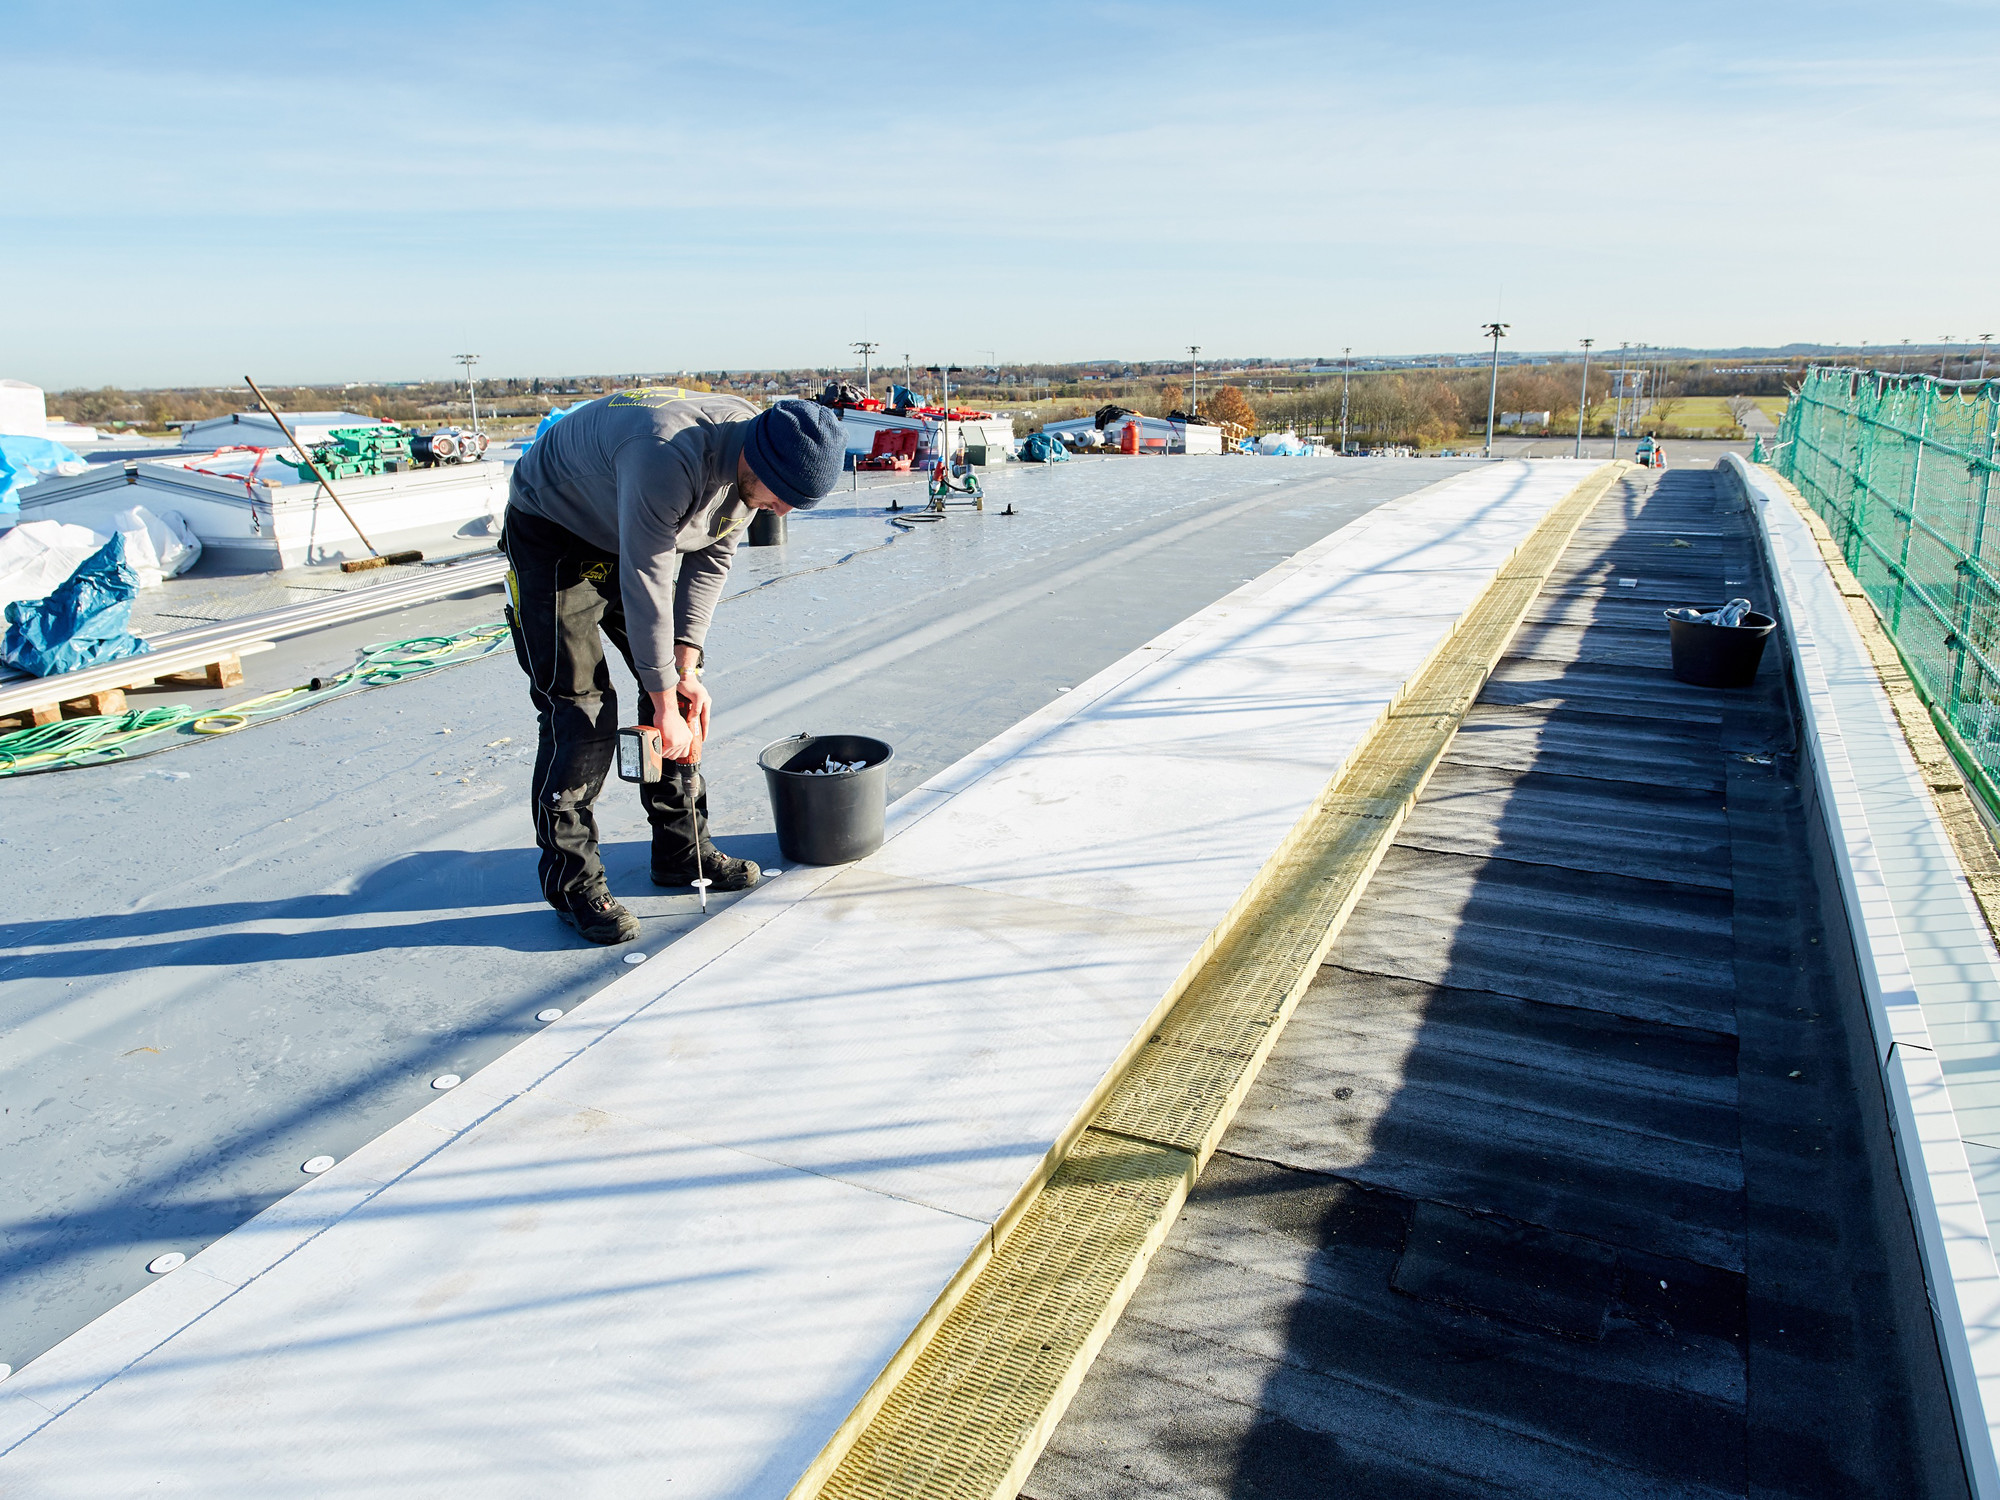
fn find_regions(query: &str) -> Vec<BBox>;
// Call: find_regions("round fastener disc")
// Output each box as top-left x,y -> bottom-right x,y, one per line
623,952 -> 647,965
766,870 -> 784,876
536,1008 -> 564,1022
690,878 -> 712,889
147,1252 -> 185,1274
431,1074 -> 461,1090
302,1156 -> 336,1175
0,1363 -> 11,1381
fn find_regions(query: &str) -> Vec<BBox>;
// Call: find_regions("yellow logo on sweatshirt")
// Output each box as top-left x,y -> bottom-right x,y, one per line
608,387 -> 697,409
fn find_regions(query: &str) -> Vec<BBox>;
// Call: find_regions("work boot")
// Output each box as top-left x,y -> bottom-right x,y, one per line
644,761 -> 759,891
651,847 -> 761,892
557,889 -> 641,945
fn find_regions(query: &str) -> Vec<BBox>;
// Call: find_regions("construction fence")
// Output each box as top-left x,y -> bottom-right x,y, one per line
1779,366 -> 2000,802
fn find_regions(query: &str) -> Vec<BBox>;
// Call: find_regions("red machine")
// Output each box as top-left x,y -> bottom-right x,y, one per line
855,428 -> 921,471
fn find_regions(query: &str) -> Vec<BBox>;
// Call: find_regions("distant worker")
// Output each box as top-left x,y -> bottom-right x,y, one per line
502,393 -> 847,944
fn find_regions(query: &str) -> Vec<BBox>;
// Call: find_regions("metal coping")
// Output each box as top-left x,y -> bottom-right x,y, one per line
795,462 -> 1628,1500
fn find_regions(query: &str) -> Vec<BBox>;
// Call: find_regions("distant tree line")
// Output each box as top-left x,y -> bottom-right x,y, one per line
47,356 -> 1787,445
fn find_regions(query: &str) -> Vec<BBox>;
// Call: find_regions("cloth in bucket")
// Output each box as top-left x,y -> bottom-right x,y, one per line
2,530 -> 151,676
1666,598 -> 1753,626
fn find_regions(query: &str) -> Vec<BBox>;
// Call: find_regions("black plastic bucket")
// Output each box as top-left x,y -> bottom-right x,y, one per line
1666,608 -> 1776,688
748,509 -> 787,547
759,732 -> 894,865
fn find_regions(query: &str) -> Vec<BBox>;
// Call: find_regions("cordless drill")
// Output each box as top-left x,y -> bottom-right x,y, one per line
616,699 -> 710,909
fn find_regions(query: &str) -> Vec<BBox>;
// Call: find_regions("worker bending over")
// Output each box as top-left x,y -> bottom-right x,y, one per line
502,392 -> 846,943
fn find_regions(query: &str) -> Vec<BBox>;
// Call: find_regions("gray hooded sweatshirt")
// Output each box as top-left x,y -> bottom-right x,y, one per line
507,391 -> 757,692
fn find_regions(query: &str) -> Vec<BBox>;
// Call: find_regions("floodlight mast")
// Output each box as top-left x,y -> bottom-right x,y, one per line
1187,345 -> 1201,418
1574,338 -> 1594,459
1481,323 -> 1509,459
1340,347 -> 1351,455
852,341 -> 878,397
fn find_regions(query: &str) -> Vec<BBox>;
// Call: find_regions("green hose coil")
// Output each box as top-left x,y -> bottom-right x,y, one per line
0,622 -> 511,777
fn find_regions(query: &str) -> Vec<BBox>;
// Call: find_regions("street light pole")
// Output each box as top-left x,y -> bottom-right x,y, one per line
852,341 -> 878,397
1981,334 -> 1994,382
1612,341 -> 1629,460
1187,345 -> 1201,418
1481,323 -> 1509,459
1574,339 -> 1594,459
1339,347 -> 1351,455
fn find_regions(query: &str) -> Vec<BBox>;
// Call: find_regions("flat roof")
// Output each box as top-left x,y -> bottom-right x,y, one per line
0,454 -> 1473,1379
0,460 -> 1593,1492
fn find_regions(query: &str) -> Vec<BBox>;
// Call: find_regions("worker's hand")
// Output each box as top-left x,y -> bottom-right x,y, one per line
676,672 -> 712,743
649,690 -> 696,763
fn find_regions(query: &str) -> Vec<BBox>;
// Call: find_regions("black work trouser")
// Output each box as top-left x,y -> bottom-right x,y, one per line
501,506 -> 708,906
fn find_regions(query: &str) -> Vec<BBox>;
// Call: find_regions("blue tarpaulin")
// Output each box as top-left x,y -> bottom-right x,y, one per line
0,434 -> 86,521
2,531 -> 151,677
1020,431 -> 1069,463
525,402 -> 590,446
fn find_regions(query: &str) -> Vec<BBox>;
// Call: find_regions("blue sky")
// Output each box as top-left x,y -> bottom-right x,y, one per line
5,1 -> 1995,388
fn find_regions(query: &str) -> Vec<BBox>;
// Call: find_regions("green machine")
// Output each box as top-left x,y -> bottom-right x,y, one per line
283,425 -> 415,483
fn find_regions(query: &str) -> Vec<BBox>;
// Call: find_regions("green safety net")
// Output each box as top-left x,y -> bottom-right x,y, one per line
1778,367 -> 2000,804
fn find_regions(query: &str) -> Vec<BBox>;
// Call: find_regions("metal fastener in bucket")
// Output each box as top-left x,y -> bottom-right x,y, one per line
759,732 -> 895,865
1664,598 -> 1775,688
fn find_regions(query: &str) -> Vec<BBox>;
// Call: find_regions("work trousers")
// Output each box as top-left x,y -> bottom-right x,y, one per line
500,507 -> 708,906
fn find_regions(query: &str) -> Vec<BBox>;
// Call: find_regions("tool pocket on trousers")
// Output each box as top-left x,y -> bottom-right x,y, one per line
503,600 -> 532,677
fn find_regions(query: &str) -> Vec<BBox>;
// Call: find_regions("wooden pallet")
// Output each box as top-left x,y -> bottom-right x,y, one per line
0,647 -> 266,732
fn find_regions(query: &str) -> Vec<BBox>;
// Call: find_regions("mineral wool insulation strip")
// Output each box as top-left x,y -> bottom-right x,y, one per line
804,462 -> 1625,1500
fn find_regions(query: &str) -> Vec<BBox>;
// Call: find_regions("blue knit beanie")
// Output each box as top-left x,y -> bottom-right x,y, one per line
744,400 -> 846,510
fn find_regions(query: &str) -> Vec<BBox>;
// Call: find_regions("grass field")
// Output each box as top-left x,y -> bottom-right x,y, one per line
1581,394 -> 1788,432
1650,397 -> 1742,430
1583,397 -> 1742,432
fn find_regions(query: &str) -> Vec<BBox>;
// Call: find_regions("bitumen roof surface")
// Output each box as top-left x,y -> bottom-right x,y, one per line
1025,464 -> 1971,1499
0,454 -> 1470,1377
